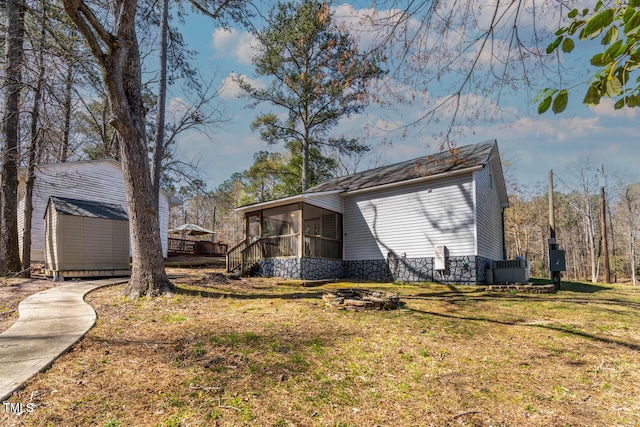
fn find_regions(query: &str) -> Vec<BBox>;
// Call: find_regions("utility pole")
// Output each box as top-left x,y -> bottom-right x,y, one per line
548,170 -> 564,290
549,170 -> 555,240
600,165 -> 611,283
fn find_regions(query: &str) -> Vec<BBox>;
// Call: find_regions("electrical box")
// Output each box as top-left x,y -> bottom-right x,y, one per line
434,245 -> 448,271
549,250 -> 566,272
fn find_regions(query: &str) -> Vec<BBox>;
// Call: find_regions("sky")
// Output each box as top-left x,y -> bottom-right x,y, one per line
168,2 -> 640,196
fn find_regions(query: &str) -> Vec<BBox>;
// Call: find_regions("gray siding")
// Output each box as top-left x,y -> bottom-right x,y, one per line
18,160 -> 173,261
343,174 -> 476,261
474,165 -> 504,260
305,193 -> 343,213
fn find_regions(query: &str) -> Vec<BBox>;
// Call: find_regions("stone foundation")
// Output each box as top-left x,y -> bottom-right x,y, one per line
258,258 -> 344,280
258,255 -> 494,285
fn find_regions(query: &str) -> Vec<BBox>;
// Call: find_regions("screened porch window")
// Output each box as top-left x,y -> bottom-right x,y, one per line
262,204 -> 299,237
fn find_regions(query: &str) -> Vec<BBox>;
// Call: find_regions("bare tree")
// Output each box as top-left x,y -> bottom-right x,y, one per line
348,0 -> 576,145
1,0 -> 27,274
61,0 -> 172,296
623,184 -> 639,286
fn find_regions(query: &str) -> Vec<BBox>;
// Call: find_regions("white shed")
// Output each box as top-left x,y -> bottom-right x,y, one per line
18,159 -> 182,262
44,197 -> 131,279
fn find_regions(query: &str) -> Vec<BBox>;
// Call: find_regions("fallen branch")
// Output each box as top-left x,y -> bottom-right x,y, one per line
453,410 -> 482,419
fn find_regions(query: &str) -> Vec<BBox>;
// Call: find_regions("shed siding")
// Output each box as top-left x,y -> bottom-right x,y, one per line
58,214 -> 86,270
112,220 -> 130,268
18,160 -> 173,261
83,217 -> 115,268
44,207 -> 59,270
474,165 -> 504,260
305,193 -> 343,214
343,174 -> 476,261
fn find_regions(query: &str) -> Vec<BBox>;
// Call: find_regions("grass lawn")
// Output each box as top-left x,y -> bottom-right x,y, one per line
3,271 -> 639,426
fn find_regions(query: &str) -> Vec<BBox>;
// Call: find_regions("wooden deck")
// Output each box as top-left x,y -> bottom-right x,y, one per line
168,238 -> 228,257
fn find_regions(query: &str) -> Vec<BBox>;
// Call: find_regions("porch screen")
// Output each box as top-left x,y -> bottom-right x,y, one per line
262,204 -> 299,236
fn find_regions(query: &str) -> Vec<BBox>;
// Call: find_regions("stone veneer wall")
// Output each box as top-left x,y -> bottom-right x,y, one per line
345,256 -> 483,285
259,256 -> 492,284
258,258 -> 344,280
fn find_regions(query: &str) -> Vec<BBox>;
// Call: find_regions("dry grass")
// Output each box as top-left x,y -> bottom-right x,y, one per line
2,270 -> 640,426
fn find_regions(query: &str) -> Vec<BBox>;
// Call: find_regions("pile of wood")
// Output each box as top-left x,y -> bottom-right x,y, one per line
322,289 -> 402,310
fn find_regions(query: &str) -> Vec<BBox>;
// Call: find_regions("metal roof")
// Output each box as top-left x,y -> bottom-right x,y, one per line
304,140 -> 497,194
47,196 -> 129,221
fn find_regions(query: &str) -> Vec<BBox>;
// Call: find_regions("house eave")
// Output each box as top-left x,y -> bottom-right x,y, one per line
234,189 -> 344,214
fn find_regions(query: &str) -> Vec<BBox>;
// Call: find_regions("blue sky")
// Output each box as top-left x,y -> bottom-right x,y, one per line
169,2 -> 640,194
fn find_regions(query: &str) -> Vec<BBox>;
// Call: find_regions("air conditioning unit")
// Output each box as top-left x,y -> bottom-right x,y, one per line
492,258 -> 530,283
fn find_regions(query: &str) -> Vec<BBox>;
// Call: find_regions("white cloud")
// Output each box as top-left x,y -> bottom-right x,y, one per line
167,97 -> 189,116
590,98 -> 639,119
211,28 -> 258,65
218,73 -> 266,100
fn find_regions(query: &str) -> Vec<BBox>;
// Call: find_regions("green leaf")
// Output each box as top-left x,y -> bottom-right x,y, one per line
568,8 -> 578,19
623,10 -> 640,33
552,90 -> 568,114
606,77 -> 622,97
590,53 -> 607,66
614,98 -> 625,109
604,39 -> 625,59
583,85 -> 601,105
595,0 -> 603,12
546,36 -> 563,54
561,38 -> 575,53
538,96 -> 552,114
601,25 -> 619,45
623,6 -> 635,24
581,9 -> 614,40
534,88 -> 556,103
567,20 -> 585,35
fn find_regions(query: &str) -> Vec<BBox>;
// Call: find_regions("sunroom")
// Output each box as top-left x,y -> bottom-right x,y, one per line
226,193 -> 344,279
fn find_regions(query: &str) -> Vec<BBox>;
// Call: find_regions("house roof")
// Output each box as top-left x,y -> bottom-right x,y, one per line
46,196 -> 129,221
305,140 -> 497,194
236,140 -> 508,213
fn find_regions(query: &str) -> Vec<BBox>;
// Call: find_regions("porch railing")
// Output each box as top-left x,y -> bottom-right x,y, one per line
226,234 -> 298,274
303,235 -> 342,259
226,239 -> 248,273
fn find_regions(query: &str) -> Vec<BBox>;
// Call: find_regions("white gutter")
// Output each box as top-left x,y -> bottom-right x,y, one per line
343,165 -> 484,196
234,189 -> 344,214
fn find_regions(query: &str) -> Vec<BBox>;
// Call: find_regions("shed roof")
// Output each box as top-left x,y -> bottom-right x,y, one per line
305,140 -> 496,194
46,196 -> 128,221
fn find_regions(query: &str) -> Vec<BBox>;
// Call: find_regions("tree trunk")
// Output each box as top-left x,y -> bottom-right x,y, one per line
626,186 -> 637,286
1,0 -> 26,274
60,61 -> 74,163
151,0 -> 170,211
21,0 -> 48,276
62,0 -> 172,297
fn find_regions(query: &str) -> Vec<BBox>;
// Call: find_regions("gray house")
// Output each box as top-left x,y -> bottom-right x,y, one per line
227,140 -> 508,284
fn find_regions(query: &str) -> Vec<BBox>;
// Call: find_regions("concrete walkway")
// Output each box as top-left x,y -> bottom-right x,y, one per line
0,278 -> 128,401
